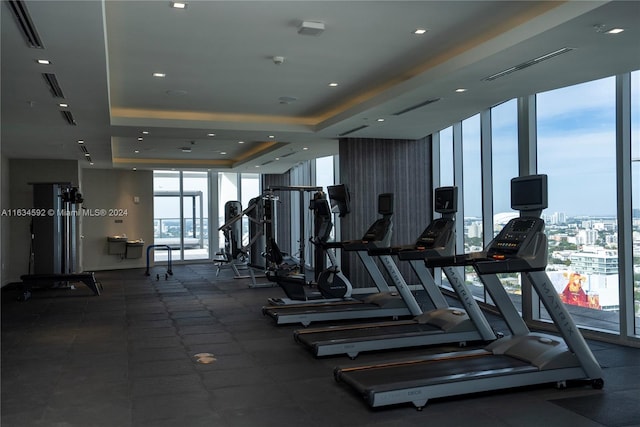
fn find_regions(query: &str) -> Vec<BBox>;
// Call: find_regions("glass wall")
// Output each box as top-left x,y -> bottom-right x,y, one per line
462,114 -> 483,253
490,99 -> 521,310
632,70 -> 640,336
218,172 -> 238,254
432,70 -> 638,345
182,172 -> 209,260
439,127 -> 454,186
461,115 -> 484,300
153,170 -> 209,262
537,77 -> 619,332
315,155 -> 336,240
240,173 -> 261,247
153,171 -> 180,262
315,155 -> 335,192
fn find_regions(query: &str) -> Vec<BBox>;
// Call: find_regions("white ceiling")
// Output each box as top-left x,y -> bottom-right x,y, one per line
2,1 -> 639,174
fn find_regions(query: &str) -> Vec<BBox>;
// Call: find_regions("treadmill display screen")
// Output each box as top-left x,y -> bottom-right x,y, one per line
511,174 -> 548,212
378,193 -> 394,215
434,186 -> 457,214
328,184 -> 351,217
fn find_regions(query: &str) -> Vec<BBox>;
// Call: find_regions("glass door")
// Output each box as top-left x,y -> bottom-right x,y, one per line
153,170 -> 210,262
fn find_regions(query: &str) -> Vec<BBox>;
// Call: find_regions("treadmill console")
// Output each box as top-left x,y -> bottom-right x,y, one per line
487,217 -> 542,257
478,216 -> 547,274
393,217 -> 455,261
415,218 -> 454,251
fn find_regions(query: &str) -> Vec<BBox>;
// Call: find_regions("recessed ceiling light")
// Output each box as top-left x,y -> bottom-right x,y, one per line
133,168 -> 137,171
255,165 -> 260,168
134,150 -> 140,154
413,28 -> 428,35
153,72 -> 166,78
207,133 -> 215,137
455,88 -> 467,93
37,59 -> 50,65
377,118 -> 385,122
181,147 -> 192,153
84,153 -> 90,157
275,157 -> 280,161
328,82 -> 339,87
142,131 -> 149,135
138,137 -> 143,141
90,162 -> 94,165
77,140 -> 84,144
238,141 -> 245,144
59,103 -> 68,108
606,28 -> 624,34
220,152 -> 227,155
268,135 -> 275,139
303,147 -> 309,150
171,2 -> 187,9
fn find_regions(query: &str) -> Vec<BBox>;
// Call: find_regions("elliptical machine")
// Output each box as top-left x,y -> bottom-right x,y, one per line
267,188 -> 353,304
310,191 -> 352,299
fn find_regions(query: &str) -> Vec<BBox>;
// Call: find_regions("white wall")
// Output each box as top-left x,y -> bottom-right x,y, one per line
1,155 -> 10,286
81,168 -> 153,271
5,159 -> 81,285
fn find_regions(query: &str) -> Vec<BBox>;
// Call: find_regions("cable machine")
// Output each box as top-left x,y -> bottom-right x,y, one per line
19,182 -> 100,300
263,185 -> 324,281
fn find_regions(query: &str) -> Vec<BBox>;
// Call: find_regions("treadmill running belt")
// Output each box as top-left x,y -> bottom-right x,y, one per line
337,354 -> 534,393
299,322 -> 440,344
269,302 -> 383,316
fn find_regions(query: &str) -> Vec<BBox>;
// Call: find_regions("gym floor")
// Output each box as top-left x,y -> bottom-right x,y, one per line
2,263 -> 639,427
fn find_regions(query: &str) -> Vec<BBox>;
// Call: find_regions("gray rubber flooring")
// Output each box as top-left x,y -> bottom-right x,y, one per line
2,263 -> 639,427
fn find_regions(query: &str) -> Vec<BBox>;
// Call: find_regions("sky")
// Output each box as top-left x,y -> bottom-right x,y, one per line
441,73 -> 639,218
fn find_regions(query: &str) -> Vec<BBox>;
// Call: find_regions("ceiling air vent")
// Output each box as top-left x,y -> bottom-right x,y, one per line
483,47 -> 574,81
61,110 -> 77,126
42,73 -> 65,98
261,160 -> 274,166
338,125 -> 368,137
279,152 -> 296,158
7,0 -> 43,48
393,98 -> 441,116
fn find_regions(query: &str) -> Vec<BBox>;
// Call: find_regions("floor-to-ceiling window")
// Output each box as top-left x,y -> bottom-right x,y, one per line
491,99 -> 521,311
182,172 -> 209,260
315,155 -> 335,192
436,127 -> 461,291
631,70 -> 640,336
315,155 -> 336,238
537,76 -> 620,333
153,171 -> 180,262
153,170 -> 209,262
439,127 -> 454,186
240,173 -> 261,247
431,70 -> 638,345
217,172 -> 238,255
462,115 -> 483,296
462,114 -> 483,253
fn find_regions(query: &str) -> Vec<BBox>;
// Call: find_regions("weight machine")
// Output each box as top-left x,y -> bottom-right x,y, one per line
19,182 -> 100,300
217,198 -> 271,288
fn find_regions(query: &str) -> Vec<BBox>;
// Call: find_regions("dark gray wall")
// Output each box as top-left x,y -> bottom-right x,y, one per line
338,136 -> 433,287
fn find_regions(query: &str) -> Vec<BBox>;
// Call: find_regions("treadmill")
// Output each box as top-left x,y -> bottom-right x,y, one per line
294,186 -> 497,359
262,193 -> 416,327
334,175 -> 603,409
